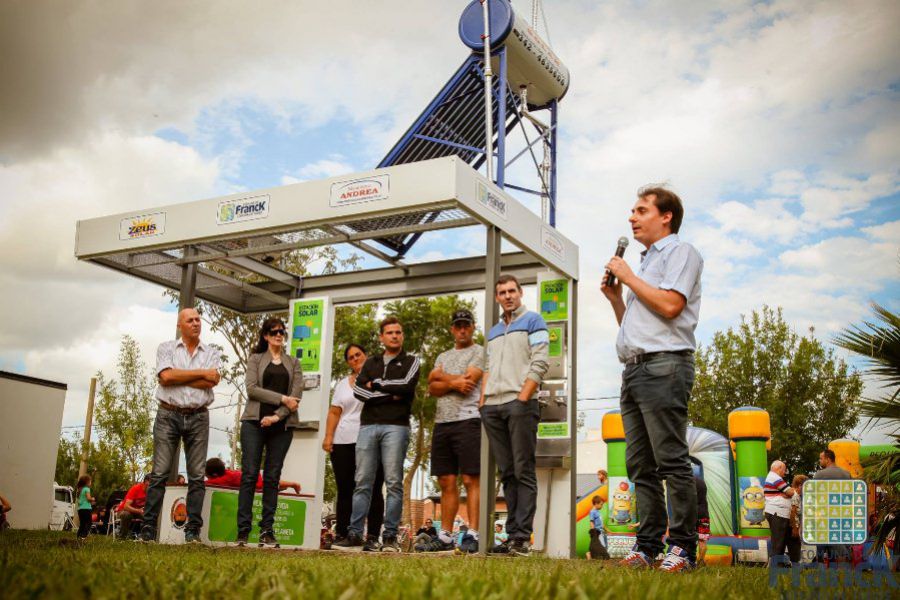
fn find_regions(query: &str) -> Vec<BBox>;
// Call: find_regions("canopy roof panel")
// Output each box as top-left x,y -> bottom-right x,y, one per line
75,157 -> 578,313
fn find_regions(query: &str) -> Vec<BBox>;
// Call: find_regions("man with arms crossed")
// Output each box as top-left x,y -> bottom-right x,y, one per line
417,309 -> 484,553
481,274 -> 549,557
601,185 -> 704,572
336,316 -> 420,552
141,308 -> 222,543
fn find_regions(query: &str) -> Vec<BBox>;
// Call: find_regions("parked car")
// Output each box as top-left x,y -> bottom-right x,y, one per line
49,482 -> 74,531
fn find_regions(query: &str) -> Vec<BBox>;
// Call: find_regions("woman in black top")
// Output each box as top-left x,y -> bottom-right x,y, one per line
239,317 -> 303,547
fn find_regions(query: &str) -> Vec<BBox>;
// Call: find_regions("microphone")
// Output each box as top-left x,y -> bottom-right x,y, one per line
604,237 -> 629,287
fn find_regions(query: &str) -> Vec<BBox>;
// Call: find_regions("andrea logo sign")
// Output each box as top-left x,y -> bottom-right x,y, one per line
217,194 -> 270,225
476,182 -> 508,220
330,175 -> 389,207
541,226 -> 565,259
119,212 -> 166,240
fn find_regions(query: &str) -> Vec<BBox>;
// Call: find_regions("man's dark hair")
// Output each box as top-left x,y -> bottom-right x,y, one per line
495,274 -> 522,292
379,316 -> 402,334
205,457 -> 226,478
822,449 -> 836,463
638,184 -> 684,234
591,495 -> 602,505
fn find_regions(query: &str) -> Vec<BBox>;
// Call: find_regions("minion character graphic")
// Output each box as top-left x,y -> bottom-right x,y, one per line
612,481 -> 633,524
741,478 -> 766,526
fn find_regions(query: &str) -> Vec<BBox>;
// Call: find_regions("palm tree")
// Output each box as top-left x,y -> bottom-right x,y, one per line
833,303 -> 900,560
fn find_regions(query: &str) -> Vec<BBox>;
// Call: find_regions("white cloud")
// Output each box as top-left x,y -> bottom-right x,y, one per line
1,0 -> 897,456
0,1 -> 463,160
285,157 -> 356,184
862,219 -> 900,242
0,132 -> 221,352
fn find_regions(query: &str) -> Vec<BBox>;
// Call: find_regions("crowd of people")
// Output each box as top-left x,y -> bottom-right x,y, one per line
327,273 -> 549,556
63,269 -> 549,556
38,185 -> 869,567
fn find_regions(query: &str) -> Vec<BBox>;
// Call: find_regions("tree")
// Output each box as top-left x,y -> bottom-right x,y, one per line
94,335 -> 156,483
55,436 -> 131,505
833,303 -> 900,555
690,305 -> 862,475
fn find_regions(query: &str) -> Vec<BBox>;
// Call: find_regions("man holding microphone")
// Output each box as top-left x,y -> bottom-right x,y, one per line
601,185 -> 704,572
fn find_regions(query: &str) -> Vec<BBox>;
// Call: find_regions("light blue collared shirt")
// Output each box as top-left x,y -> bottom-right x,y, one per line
616,234 -> 703,362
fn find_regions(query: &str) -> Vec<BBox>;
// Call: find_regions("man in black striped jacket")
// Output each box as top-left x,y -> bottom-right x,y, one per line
334,316 -> 420,552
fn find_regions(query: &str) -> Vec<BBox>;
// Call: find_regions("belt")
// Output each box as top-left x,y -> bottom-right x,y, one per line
159,401 -> 208,415
624,349 -> 694,366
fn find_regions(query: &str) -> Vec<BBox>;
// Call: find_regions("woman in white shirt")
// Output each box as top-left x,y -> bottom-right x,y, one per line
323,344 -> 385,545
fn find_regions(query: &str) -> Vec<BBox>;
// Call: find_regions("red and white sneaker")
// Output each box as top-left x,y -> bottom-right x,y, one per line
618,546 -> 653,569
658,546 -> 695,573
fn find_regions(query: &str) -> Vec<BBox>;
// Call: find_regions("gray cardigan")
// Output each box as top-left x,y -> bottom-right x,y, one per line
242,350 -> 303,428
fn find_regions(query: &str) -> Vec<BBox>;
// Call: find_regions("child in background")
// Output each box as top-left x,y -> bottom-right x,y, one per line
75,475 -> 95,540
588,495 -> 609,559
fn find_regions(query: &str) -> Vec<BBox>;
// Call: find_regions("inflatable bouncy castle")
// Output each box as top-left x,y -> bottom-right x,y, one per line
576,407 -> 775,564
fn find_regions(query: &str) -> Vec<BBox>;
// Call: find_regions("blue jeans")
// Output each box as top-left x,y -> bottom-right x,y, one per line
349,424 -> 409,539
238,420 -> 293,534
620,352 -> 697,558
142,406 -> 210,535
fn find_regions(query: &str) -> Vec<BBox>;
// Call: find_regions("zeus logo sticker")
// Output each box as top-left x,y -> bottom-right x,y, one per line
119,212 -> 166,240
217,195 -> 270,225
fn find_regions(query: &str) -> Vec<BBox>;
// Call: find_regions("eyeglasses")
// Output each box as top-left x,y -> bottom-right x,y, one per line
268,329 -> 286,337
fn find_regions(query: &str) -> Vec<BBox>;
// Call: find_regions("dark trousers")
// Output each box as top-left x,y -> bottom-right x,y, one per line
238,420 -> 293,534
787,532 -> 802,563
77,509 -> 92,538
331,443 -> 383,538
620,353 -> 697,558
116,511 -> 142,539
480,398 -> 539,541
143,407 -> 210,535
767,513 -> 791,562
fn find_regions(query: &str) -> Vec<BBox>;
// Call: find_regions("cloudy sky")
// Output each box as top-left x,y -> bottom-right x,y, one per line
2,0 -> 897,464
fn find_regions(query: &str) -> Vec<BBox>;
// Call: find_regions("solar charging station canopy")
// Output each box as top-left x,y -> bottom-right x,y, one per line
74,156 -> 577,306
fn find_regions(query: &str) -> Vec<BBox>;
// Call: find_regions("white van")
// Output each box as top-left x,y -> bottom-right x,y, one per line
49,483 -> 75,531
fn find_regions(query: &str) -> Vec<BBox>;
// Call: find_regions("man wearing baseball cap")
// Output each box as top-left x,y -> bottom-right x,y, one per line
416,308 -> 485,553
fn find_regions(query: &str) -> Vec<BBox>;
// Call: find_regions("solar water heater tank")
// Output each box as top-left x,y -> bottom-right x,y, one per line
458,0 -> 570,108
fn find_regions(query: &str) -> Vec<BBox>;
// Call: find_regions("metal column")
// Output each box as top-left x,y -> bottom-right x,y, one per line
178,245 -> 198,317
549,100 -> 558,227
168,244 -> 199,483
478,225 -> 501,553
495,46 -> 508,188
567,278 -> 577,557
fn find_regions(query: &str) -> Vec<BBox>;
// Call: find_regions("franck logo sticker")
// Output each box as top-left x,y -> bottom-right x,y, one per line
330,175 -> 389,207
476,182 -> 508,220
217,194 -> 270,225
541,226 -> 565,259
119,212 -> 166,240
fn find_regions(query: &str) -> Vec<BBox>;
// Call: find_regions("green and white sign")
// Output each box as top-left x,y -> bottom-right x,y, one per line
207,491 -> 307,546
548,327 -> 563,358
290,299 -> 324,372
801,480 -> 867,545
540,279 -> 568,322
537,422 -> 569,439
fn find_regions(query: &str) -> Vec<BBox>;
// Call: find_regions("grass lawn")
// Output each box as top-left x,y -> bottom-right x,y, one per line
0,530 -> 889,599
